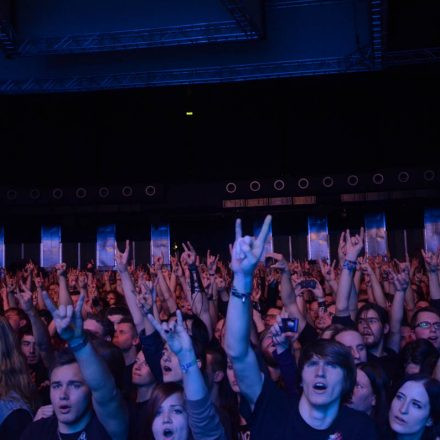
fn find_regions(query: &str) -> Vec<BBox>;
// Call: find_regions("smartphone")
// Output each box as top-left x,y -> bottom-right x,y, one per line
281,318 -> 299,333
300,279 -> 317,289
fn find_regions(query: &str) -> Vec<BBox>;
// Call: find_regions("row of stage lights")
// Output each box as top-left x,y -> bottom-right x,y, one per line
4,185 -> 158,201
224,169 -> 437,194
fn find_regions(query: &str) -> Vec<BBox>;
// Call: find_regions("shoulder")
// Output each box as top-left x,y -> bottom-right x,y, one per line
338,406 -> 378,438
20,416 -> 58,438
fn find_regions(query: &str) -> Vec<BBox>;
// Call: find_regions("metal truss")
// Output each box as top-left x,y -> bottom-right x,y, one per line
266,0 -> 348,9
0,19 -> 18,57
17,21 -> 258,56
220,0 -> 262,37
0,54 -> 370,93
385,47 -> 440,66
368,0 -> 385,70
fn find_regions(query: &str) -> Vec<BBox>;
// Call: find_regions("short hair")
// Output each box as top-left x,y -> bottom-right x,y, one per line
105,306 -> 131,319
206,344 -> 227,374
410,306 -> 440,329
298,339 -> 356,404
399,339 -> 439,372
116,316 -> 138,338
356,303 -> 389,326
49,348 -> 78,379
320,323 -> 346,340
85,313 -> 114,339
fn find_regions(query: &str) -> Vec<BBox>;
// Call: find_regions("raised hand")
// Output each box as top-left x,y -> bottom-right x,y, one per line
338,232 -> 346,264
76,272 -> 88,290
267,252 -> 289,272
344,228 -> 365,261
207,250 -> 219,274
181,242 -> 197,266
390,266 -> 410,292
55,263 -> 67,278
148,310 -> 193,360
115,240 -> 130,272
15,283 -> 34,314
421,249 -> 440,273
42,291 -> 85,343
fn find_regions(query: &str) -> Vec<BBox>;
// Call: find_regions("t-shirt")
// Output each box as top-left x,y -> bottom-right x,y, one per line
251,377 -> 378,440
20,413 -> 112,440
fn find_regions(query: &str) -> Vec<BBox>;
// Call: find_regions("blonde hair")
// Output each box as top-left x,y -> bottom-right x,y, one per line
0,317 -> 33,406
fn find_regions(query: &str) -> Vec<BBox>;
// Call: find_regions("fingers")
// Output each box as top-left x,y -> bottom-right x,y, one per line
255,215 -> 272,249
345,229 -> 351,246
176,309 -> 183,328
182,243 -> 189,253
124,240 -> 130,256
186,241 -> 195,253
147,314 -> 167,340
235,218 -> 242,242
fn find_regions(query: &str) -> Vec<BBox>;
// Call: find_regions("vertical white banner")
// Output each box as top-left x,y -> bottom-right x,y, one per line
96,225 -> 116,269
424,208 -> 440,254
150,224 -> 170,265
307,216 -> 330,261
364,213 -> 388,257
40,226 -> 62,268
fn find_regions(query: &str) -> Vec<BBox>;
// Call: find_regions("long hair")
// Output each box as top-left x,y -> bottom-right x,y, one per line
145,382 -> 186,440
0,317 -> 34,406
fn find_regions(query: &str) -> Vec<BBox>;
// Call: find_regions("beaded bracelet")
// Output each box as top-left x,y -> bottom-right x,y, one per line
343,259 -> 357,272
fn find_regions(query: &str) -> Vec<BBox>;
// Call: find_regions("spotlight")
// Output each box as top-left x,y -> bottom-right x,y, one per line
347,175 -> 359,186
298,178 -> 310,190
6,189 -> 17,200
273,179 -> 285,191
322,176 -> 334,188
29,188 -> 41,200
121,186 -> 133,197
372,173 -> 384,185
397,171 -> 410,183
225,182 -> 237,194
423,169 -> 435,182
75,187 -> 87,199
145,185 -> 156,197
249,180 -> 261,192
52,188 -> 63,199
98,187 -> 110,198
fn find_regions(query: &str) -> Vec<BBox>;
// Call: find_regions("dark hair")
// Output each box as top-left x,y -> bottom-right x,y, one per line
298,339 -> 356,404
391,374 -> 440,440
320,323 -> 346,340
105,306 -> 131,319
49,348 -> 80,379
85,313 -> 115,339
400,339 -> 439,374
410,307 -> 440,329
145,382 -> 185,440
117,316 -> 138,337
357,362 -> 389,428
356,303 -> 389,326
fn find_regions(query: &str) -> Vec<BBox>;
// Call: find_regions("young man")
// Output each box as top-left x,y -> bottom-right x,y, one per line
21,292 -> 128,440
225,216 -> 377,439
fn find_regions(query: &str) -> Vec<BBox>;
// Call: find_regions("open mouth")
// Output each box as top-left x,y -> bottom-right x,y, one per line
58,405 -> 71,414
313,382 -> 327,392
163,428 -> 174,438
162,365 -> 172,373
394,415 -> 406,425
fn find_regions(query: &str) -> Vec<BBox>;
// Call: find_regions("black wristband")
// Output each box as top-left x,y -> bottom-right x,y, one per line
231,287 -> 251,303
68,337 -> 89,352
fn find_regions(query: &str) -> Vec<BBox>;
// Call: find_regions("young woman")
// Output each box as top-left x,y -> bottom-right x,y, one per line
387,374 -> 440,440
0,317 -> 34,439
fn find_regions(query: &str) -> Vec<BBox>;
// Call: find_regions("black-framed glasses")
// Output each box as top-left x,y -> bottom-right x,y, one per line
416,321 -> 440,331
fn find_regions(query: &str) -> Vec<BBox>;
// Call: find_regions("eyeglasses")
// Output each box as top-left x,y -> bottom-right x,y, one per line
416,321 -> 440,331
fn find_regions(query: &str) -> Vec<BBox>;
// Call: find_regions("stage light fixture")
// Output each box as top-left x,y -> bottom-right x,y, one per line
423,169 -> 435,182
273,179 -> 285,191
6,189 -> 17,200
52,188 -> 63,199
98,187 -> 110,198
29,188 -> 41,200
121,186 -> 133,197
145,185 -> 156,197
322,176 -> 334,188
225,182 -> 237,194
372,173 -> 384,185
75,187 -> 87,199
347,175 -> 359,186
298,178 -> 310,190
249,180 -> 261,192
397,171 -> 410,183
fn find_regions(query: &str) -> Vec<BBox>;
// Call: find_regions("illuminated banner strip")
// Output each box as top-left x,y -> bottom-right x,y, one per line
254,221 -> 273,261
364,212 -> 388,257
424,208 -> 440,254
307,216 -> 329,262
40,225 -> 62,268
0,226 -> 4,268
150,224 -> 170,265
96,224 -> 116,269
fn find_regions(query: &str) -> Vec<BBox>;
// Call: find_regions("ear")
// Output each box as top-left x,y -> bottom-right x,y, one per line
19,319 -> 28,328
213,370 -> 225,383
133,336 -> 140,346
383,323 -> 390,335
371,394 -> 376,407
426,417 -> 433,427
196,359 -> 202,369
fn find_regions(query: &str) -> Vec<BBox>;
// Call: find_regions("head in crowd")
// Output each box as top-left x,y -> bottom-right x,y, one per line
105,306 -> 131,326
356,303 -> 389,350
70,290 -> 81,307
205,345 -> 226,391
298,339 -> 356,407
259,329 -> 278,369
264,308 -> 280,329
4,307 -> 29,332
146,382 -> 188,440
314,304 -> 336,332
389,374 -> 440,440
214,318 -> 225,344
399,339 -> 439,377
83,313 -> 115,341
411,307 -> 440,350
106,291 -> 122,307
347,362 -> 389,425
49,349 -> 94,432
132,350 -> 155,387
320,323 -> 345,340
333,328 -> 367,365
0,317 -> 33,405
19,328 -> 40,365
112,317 -> 139,354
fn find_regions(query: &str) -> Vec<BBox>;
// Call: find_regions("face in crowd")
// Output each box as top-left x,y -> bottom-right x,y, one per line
21,334 -> 40,365
347,368 -> 375,414
389,380 -> 432,438
112,322 -> 139,353
132,351 -> 155,386
413,310 -> 440,350
357,309 -> 388,349
161,344 -> 183,383
50,362 -> 92,432
152,392 -> 189,440
335,330 -> 367,365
